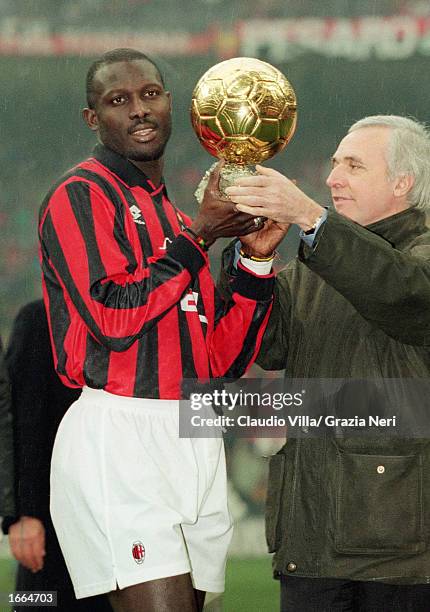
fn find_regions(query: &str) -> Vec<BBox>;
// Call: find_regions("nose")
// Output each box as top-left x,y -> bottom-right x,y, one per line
326,165 -> 347,189
128,96 -> 150,119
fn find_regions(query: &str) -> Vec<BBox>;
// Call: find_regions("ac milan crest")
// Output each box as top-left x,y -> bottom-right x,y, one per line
132,541 -> 146,564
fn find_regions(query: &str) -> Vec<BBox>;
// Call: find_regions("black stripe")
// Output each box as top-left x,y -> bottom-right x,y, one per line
232,265 -> 275,301
167,235 -> 205,279
83,332 -> 110,389
191,277 -> 208,337
41,259 -> 78,384
90,254 -> 188,310
178,305 -> 199,381
73,169 -> 138,274
66,182 -> 107,288
41,213 -> 135,352
115,181 -> 153,262
222,301 -> 271,379
133,327 -> 159,398
152,191 -> 177,240
214,285 -> 236,325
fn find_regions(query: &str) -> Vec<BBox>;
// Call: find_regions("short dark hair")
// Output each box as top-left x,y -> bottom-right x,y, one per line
86,48 -> 165,109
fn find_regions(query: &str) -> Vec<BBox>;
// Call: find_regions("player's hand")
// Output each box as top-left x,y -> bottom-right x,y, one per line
190,160 -> 258,246
225,165 -> 324,230
239,218 -> 291,258
8,516 -> 46,572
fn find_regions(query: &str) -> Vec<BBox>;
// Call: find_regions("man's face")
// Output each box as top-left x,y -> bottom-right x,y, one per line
326,126 -> 408,225
84,60 -> 172,162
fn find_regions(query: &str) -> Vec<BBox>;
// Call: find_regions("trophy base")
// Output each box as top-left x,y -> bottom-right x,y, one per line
194,162 -> 258,205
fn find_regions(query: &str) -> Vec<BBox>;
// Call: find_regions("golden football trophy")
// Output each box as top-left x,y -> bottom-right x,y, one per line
191,57 -> 297,203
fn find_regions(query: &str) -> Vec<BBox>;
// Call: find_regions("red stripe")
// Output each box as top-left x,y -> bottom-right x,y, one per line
106,341 -> 139,396
184,307 -> 210,379
246,302 -> 273,371
209,296 -> 256,376
199,267 -> 215,335
63,317 -> 87,385
131,187 -> 165,253
162,195 -> 183,234
157,307 -> 182,398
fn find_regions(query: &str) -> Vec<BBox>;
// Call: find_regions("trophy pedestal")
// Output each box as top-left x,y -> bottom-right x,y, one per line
194,162 -> 258,205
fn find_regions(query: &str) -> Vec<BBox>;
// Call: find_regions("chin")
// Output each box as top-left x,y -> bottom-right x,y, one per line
335,205 -> 358,222
127,144 -> 166,162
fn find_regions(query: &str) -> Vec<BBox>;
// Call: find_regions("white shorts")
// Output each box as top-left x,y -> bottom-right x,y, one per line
50,386 -> 233,599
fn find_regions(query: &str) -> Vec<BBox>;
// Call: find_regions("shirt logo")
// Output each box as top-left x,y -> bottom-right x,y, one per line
132,541 -> 146,564
129,205 -> 146,225
180,291 -> 208,324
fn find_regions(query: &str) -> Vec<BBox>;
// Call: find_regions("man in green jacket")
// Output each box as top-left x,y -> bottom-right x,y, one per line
226,115 -> 430,611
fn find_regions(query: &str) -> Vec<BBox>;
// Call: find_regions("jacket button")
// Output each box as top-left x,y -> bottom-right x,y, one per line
377,465 -> 385,474
287,562 -> 297,572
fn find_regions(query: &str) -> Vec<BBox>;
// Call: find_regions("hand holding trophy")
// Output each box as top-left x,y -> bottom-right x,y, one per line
191,57 -> 297,204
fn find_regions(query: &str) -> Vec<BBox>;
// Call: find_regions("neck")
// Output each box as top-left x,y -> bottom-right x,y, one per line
130,158 -> 163,187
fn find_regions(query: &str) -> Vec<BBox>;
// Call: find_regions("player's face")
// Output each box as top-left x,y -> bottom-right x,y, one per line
84,60 -> 172,162
326,126 -> 408,225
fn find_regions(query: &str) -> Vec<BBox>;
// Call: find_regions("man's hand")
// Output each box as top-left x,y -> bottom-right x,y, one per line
190,161 -> 259,246
225,165 -> 325,231
239,219 -> 290,258
9,516 -> 46,572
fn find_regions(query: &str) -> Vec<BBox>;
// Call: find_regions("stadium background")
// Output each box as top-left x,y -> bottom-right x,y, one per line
0,0 -> 430,609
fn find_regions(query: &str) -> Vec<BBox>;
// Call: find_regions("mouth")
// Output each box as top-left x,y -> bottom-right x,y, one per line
129,123 -> 158,143
332,196 -> 354,204
130,127 -> 157,143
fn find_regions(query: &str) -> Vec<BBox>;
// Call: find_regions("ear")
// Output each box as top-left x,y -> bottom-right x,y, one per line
165,91 -> 172,112
393,174 -> 414,198
82,107 -> 99,131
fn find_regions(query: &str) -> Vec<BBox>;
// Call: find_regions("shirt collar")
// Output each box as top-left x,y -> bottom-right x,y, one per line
366,206 -> 428,249
92,143 -> 166,195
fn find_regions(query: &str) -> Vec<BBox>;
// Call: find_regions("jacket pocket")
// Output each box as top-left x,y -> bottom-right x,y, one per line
335,450 -> 425,554
265,452 -> 286,553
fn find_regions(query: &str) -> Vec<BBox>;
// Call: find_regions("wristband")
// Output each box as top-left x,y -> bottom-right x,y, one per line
183,227 -> 209,251
239,248 -> 276,262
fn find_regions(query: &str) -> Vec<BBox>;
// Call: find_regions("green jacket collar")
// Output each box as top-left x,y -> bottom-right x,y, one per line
366,206 -> 427,249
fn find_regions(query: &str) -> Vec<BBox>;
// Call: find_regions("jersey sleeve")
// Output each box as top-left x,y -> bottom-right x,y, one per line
210,250 -> 275,378
39,179 -> 207,352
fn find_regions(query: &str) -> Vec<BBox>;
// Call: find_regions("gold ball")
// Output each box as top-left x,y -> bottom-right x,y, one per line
191,57 -> 297,165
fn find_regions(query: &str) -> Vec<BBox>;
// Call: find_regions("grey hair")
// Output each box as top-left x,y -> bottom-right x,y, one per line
348,115 -> 430,210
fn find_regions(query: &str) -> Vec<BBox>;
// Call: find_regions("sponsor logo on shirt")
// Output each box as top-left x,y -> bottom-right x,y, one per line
180,291 -> 208,324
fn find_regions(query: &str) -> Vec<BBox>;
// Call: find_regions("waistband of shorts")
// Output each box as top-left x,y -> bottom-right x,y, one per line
81,386 -> 179,413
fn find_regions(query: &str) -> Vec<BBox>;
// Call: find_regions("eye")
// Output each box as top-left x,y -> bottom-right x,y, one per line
144,89 -> 161,97
111,95 -> 126,105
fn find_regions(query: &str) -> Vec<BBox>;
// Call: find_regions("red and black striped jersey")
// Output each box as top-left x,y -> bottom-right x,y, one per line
38,145 -> 275,399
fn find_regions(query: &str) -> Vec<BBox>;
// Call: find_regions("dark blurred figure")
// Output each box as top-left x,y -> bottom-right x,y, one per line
0,334 -> 15,520
5,300 -> 112,612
